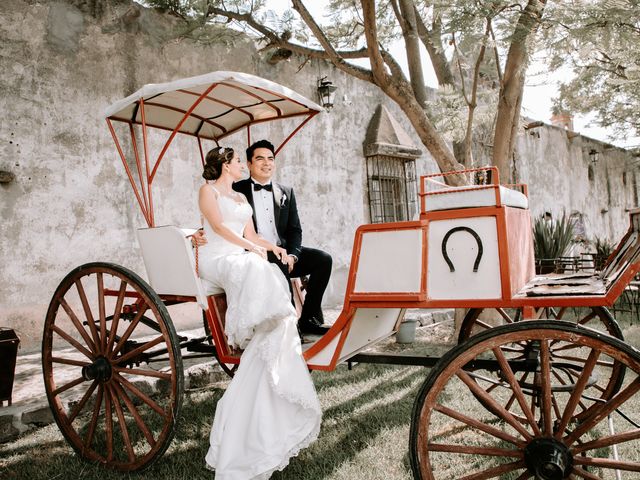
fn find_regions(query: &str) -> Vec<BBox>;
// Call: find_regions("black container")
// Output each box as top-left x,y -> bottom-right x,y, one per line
0,329 -> 20,406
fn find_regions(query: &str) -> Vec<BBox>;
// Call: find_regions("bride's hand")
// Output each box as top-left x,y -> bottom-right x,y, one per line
250,244 -> 267,260
272,246 -> 288,264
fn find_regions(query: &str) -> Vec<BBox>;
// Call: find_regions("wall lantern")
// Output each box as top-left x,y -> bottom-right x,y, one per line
317,76 -> 337,110
589,148 -> 599,164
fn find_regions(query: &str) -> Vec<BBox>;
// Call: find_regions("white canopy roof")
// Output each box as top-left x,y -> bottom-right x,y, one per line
104,71 -> 323,141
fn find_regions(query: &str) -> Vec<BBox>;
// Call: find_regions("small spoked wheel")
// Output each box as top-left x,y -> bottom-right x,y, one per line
410,321 -> 640,479
42,263 -> 183,471
458,307 -> 626,419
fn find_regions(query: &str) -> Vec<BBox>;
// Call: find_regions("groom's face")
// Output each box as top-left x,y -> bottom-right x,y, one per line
248,147 -> 275,185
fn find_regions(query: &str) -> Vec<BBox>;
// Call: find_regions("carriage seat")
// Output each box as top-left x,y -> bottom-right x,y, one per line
137,225 -> 223,309
423,184 -> 528,212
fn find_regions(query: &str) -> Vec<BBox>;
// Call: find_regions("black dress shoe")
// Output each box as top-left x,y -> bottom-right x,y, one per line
298,316 -> 330,335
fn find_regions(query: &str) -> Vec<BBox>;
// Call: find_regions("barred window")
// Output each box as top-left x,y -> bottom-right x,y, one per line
366,155 -> 417,223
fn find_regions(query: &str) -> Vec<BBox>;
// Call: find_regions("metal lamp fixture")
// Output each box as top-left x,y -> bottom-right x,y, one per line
589,148 -> 599,164
317,76 -> 337,110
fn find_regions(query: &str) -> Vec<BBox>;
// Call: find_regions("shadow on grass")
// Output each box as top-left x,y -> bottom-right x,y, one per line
0,364 -> 426,480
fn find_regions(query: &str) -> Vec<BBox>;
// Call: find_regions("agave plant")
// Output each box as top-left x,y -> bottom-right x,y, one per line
533,213 -> 575,273
593,236 -> 615,270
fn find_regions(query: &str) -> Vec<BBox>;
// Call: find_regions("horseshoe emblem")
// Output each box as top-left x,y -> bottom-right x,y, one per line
441,226 -> 483,273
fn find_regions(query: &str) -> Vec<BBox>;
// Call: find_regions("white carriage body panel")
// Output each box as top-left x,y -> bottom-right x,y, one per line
137,226 -> 223,309
305,308 -> 404,366
427,217 -> 502,299
338,308 -> 404,362
354,229 -> 422,293
304,334 -> 340,366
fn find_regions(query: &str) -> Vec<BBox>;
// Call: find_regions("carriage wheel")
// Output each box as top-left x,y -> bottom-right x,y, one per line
458,307 -> 626,417
202,311 -> 237,378
42,263 -> 183,471
410,321 -> 640,479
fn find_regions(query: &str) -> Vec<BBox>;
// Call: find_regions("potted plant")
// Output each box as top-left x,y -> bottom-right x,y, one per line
533,213 -> 575,274
593,236 -> 614,271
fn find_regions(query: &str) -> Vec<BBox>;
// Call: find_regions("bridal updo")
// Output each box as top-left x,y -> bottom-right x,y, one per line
202,147 -> 235,180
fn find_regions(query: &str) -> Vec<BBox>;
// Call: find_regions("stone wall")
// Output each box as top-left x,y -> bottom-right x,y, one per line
0,0 -> 435,350
1,0 -> 638,352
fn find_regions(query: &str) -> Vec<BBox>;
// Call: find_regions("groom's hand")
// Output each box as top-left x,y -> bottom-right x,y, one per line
284,254 -> 296,273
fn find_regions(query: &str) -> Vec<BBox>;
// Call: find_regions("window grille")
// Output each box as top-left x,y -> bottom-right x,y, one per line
366,155 -> 417,223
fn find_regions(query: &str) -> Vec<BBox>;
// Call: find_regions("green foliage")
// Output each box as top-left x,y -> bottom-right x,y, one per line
593,236 -> 615,270
532,213 -> 575,261
542,0 -> 640,140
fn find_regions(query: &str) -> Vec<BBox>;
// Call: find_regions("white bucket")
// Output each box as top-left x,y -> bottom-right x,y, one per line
396,319 -> 418,344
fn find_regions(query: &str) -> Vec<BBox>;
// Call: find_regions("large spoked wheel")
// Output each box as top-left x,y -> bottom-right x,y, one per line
410,321 -> 640,480
202,311 -> 238,378
42,263 -> 183,471
459,307 -> 626,416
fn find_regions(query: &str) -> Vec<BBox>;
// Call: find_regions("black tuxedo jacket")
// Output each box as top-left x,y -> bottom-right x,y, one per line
233,178 -> 303,258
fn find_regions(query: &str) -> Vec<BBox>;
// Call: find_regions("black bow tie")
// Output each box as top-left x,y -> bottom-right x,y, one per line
253,182 -> 273,192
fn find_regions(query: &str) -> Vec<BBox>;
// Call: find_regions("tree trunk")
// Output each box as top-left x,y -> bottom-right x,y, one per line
492,0 -> 546,182
414,8 -> 455,87
397,0 -> 429,108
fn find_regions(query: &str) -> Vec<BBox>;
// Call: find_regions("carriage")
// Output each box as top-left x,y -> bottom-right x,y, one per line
42,71 -> 640,479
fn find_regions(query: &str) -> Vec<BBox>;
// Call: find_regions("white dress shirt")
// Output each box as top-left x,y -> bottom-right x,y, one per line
250,177 -> 280,246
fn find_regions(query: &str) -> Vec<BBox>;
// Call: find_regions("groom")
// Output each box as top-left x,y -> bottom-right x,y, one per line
233,140 -> 332,335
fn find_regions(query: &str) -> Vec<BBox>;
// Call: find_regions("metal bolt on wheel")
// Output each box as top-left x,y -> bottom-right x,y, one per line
411,321 -> 640,479
42,263 -> 183,471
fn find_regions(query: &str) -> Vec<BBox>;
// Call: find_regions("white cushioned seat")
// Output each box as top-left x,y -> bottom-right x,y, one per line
424,185 -> 528,212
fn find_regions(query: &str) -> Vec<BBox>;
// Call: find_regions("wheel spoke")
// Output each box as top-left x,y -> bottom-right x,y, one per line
492,347 -> 541,436
496,308 -> 515,323
573,456 -> 640,472
573,428 -> 640,454
114,335 -> 165,365
52,376 -> 86,396
84,384 -> 103,449
110,379 -> 156,448
555,349 -> 600,437
104,383 -> 114,462
428,443 -> 521,457
433,404 -> 524,447
105,280 -> 128,353
59,298 -> 97,354
76,279 -> 100,350
457,370 -> 533,440
113,366 -> 171,380
110,307 -> 148,357
566,376 -> 640,444
97,273 -> 107,352
52,325 -> 93,359
114,372 -> 168,417
540,340 -> 553,436
108,384 -> 136,463
571,466 -> 601,480
51,356 -> 89,367
68,381 -> 98,423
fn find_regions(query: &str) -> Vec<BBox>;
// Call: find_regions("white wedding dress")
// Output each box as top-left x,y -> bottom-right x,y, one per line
198,185 -> 321,479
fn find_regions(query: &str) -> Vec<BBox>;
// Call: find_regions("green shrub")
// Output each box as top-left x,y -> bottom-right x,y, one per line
533,213 -> 575,272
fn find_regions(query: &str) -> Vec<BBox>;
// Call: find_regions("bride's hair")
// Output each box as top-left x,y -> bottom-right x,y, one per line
203,147 -> 235,180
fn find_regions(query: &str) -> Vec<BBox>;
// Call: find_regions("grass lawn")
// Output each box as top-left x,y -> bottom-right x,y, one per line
2,313 -> 640,479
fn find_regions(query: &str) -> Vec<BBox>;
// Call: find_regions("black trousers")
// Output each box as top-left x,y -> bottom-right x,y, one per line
267,246 -> 332,321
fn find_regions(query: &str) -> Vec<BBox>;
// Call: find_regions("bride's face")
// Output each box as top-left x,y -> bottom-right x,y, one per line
226,153 -> 246,181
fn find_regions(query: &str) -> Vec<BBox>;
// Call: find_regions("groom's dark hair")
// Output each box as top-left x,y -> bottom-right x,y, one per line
246,139 -> 275,163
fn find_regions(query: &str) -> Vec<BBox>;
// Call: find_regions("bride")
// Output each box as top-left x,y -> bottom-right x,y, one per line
197,146 -> 321,479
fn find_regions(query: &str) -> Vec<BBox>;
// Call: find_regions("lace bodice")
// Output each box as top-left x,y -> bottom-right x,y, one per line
200,184 -> 253,259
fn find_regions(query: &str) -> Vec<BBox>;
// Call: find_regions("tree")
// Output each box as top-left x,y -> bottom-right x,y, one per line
143,0 -> 550,184
542,1 -> 640,142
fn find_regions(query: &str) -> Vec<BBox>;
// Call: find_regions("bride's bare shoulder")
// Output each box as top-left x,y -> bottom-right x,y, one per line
199,183 -> 219,198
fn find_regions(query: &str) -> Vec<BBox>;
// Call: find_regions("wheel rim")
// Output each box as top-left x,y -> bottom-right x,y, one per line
411,321 -> 640,480
42,263 -> 183,471
459,307 -> 626,420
